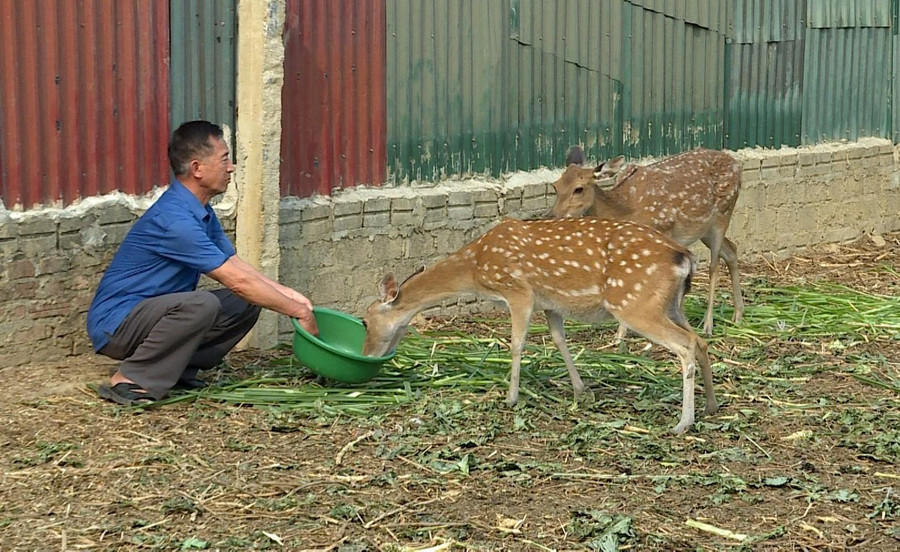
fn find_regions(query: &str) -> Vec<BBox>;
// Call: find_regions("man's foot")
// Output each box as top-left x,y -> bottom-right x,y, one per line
174,377 -> 208,390
97,382 -> 155,406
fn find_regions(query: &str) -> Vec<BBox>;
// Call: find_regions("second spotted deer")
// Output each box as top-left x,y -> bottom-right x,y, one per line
361,217 -> 718,434
549,147 -> 744,335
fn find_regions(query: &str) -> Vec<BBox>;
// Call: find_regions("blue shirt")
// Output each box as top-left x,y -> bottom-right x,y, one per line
87,179 -> 236,351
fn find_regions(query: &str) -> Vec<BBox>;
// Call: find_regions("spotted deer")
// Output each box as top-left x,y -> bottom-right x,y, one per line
361,217 -> 718,434
549,146 -> 744,336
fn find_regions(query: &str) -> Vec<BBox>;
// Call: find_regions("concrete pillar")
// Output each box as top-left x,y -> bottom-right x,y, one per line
234,0 -> 286,349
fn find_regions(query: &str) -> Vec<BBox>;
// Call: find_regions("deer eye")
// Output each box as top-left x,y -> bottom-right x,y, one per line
362,319 -> 368,329
573,186 -> 584,195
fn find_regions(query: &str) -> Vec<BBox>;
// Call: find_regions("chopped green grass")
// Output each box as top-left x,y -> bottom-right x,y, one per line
162,279 -> 900,413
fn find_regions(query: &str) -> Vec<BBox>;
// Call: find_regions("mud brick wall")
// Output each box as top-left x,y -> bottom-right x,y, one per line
0,202 -> 235,366
1,139 -> 898,363
729,139 -> 899,256
278,138 -> 900,342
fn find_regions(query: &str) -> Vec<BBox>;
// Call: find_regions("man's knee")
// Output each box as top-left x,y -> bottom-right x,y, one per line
247,303 -> 262,323
185,291 -> 222,324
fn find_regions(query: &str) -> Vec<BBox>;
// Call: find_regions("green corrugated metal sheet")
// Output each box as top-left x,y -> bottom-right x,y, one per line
386,0 -> 729,183
620,0 -> 727,159
169,0 -> 237,133
894,0 -> 900,143
725,0 -> 805,149
802,24 -> 892,142
729,0 -> 805,43
630,0 -> 728,33
807,0 -> 892,28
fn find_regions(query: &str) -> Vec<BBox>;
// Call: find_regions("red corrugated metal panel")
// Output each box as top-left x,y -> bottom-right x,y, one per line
281,0 -> 386,198
0,0 -> 170,210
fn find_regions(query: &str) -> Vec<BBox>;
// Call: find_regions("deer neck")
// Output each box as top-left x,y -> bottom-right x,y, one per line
391,252 -> 478,319
592,185 -> 635,219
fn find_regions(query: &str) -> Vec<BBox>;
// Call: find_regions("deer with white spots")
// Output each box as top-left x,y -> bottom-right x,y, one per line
549,146 -> 744,336
361,217 -> 718,434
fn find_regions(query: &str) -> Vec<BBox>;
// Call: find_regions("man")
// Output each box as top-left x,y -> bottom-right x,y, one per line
87,120 -> 318,405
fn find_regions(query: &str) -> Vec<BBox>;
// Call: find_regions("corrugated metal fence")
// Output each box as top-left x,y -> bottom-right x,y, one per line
0,0 -> 170,210
169,0 -> 238,135
385,0 -> 729,183
280,0 -> 387,198
1,0 -> 899,207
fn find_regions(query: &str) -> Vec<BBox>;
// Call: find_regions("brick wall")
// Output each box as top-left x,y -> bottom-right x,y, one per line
0,198 -> 234,366
278,138 -> 900,342
1,139 -> 898,364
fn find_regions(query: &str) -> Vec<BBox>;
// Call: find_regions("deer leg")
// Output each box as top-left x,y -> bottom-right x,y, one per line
614,323 -> 629,353
719,237 -> 744,324
700,235 -> 724,336
545,310 -> 586,398
669,305 -> 718,417
505,298 -> 534,407
694,334 -> 718,416
619,313 -> 705,434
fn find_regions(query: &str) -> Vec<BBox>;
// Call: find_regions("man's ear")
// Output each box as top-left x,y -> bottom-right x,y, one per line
188,158 -> 203,179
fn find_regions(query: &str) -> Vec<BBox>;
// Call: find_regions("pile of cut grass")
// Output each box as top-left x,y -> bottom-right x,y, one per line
157,279 -> 900,413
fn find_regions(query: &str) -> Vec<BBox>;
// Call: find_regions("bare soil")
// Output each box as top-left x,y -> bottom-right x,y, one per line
1,233 -> 899,551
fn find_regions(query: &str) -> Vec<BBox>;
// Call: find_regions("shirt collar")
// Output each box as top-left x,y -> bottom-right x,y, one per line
169,178 -> 212,221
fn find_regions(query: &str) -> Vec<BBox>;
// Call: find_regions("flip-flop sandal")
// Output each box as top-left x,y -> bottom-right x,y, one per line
173,377 -> 209,390
97,382 -> 155,406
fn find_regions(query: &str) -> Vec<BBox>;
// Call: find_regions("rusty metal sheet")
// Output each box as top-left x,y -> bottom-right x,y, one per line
280,0 -> 387,198
0,0 -> 170,210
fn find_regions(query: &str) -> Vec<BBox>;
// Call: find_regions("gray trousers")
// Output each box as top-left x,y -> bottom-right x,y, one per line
99,289 -> 262,399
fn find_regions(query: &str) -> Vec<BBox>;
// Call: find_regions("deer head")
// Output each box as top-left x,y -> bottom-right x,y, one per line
548,146 -> 626,218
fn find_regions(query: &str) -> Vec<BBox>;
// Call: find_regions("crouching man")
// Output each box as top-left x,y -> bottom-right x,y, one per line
87,120 -> 318,405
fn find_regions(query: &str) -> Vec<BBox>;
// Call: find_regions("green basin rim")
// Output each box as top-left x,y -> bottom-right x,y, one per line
291,308 -> 395,363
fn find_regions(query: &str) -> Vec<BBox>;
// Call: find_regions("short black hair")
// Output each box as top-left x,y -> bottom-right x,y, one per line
168,120 -> 225,176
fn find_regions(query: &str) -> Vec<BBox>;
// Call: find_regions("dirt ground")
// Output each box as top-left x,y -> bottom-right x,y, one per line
2,233 -> 899,551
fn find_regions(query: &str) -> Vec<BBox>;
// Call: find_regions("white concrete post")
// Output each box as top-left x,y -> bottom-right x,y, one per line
234,0 -> 286,349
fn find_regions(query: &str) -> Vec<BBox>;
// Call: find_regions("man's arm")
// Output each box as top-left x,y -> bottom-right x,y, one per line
207,256 -> 318,334
226,256 -> 311,306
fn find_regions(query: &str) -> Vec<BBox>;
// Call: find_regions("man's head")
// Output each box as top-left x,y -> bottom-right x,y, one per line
168,120 -> 234,201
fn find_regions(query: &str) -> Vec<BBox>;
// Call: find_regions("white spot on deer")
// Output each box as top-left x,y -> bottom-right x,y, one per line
646,264 -> 658,275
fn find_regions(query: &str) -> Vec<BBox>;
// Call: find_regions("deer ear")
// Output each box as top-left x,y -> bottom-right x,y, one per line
594,155 -> 626,179
565,145 -> 586,166
378,273 -> 400,303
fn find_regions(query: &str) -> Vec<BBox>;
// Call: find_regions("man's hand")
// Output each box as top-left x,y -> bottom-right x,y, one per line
281,287 -> 314,311
293,303 -> 319,336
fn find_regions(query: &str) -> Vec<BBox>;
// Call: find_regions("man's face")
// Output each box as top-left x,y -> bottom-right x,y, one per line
199,138 -> 234,195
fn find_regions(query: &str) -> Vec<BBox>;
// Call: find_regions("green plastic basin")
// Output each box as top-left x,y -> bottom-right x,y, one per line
291,307 -> 395,384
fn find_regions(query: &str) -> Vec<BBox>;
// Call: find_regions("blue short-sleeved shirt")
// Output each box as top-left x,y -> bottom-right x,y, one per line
87,179 -> 236,351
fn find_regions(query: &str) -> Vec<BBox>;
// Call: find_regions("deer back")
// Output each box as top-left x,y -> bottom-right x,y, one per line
551,148 -> 741,247
363,216 -> 695,356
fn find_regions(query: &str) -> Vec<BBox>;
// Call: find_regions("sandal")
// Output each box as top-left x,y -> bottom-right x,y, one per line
173,377 -> 209,391
97,382 -> 155,406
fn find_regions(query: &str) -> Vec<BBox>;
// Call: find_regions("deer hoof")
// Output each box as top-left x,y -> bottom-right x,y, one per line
575,387 -> 596,404
704,400 -> 719,416
670,418 -> 694,435
505,390 -> 519,407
